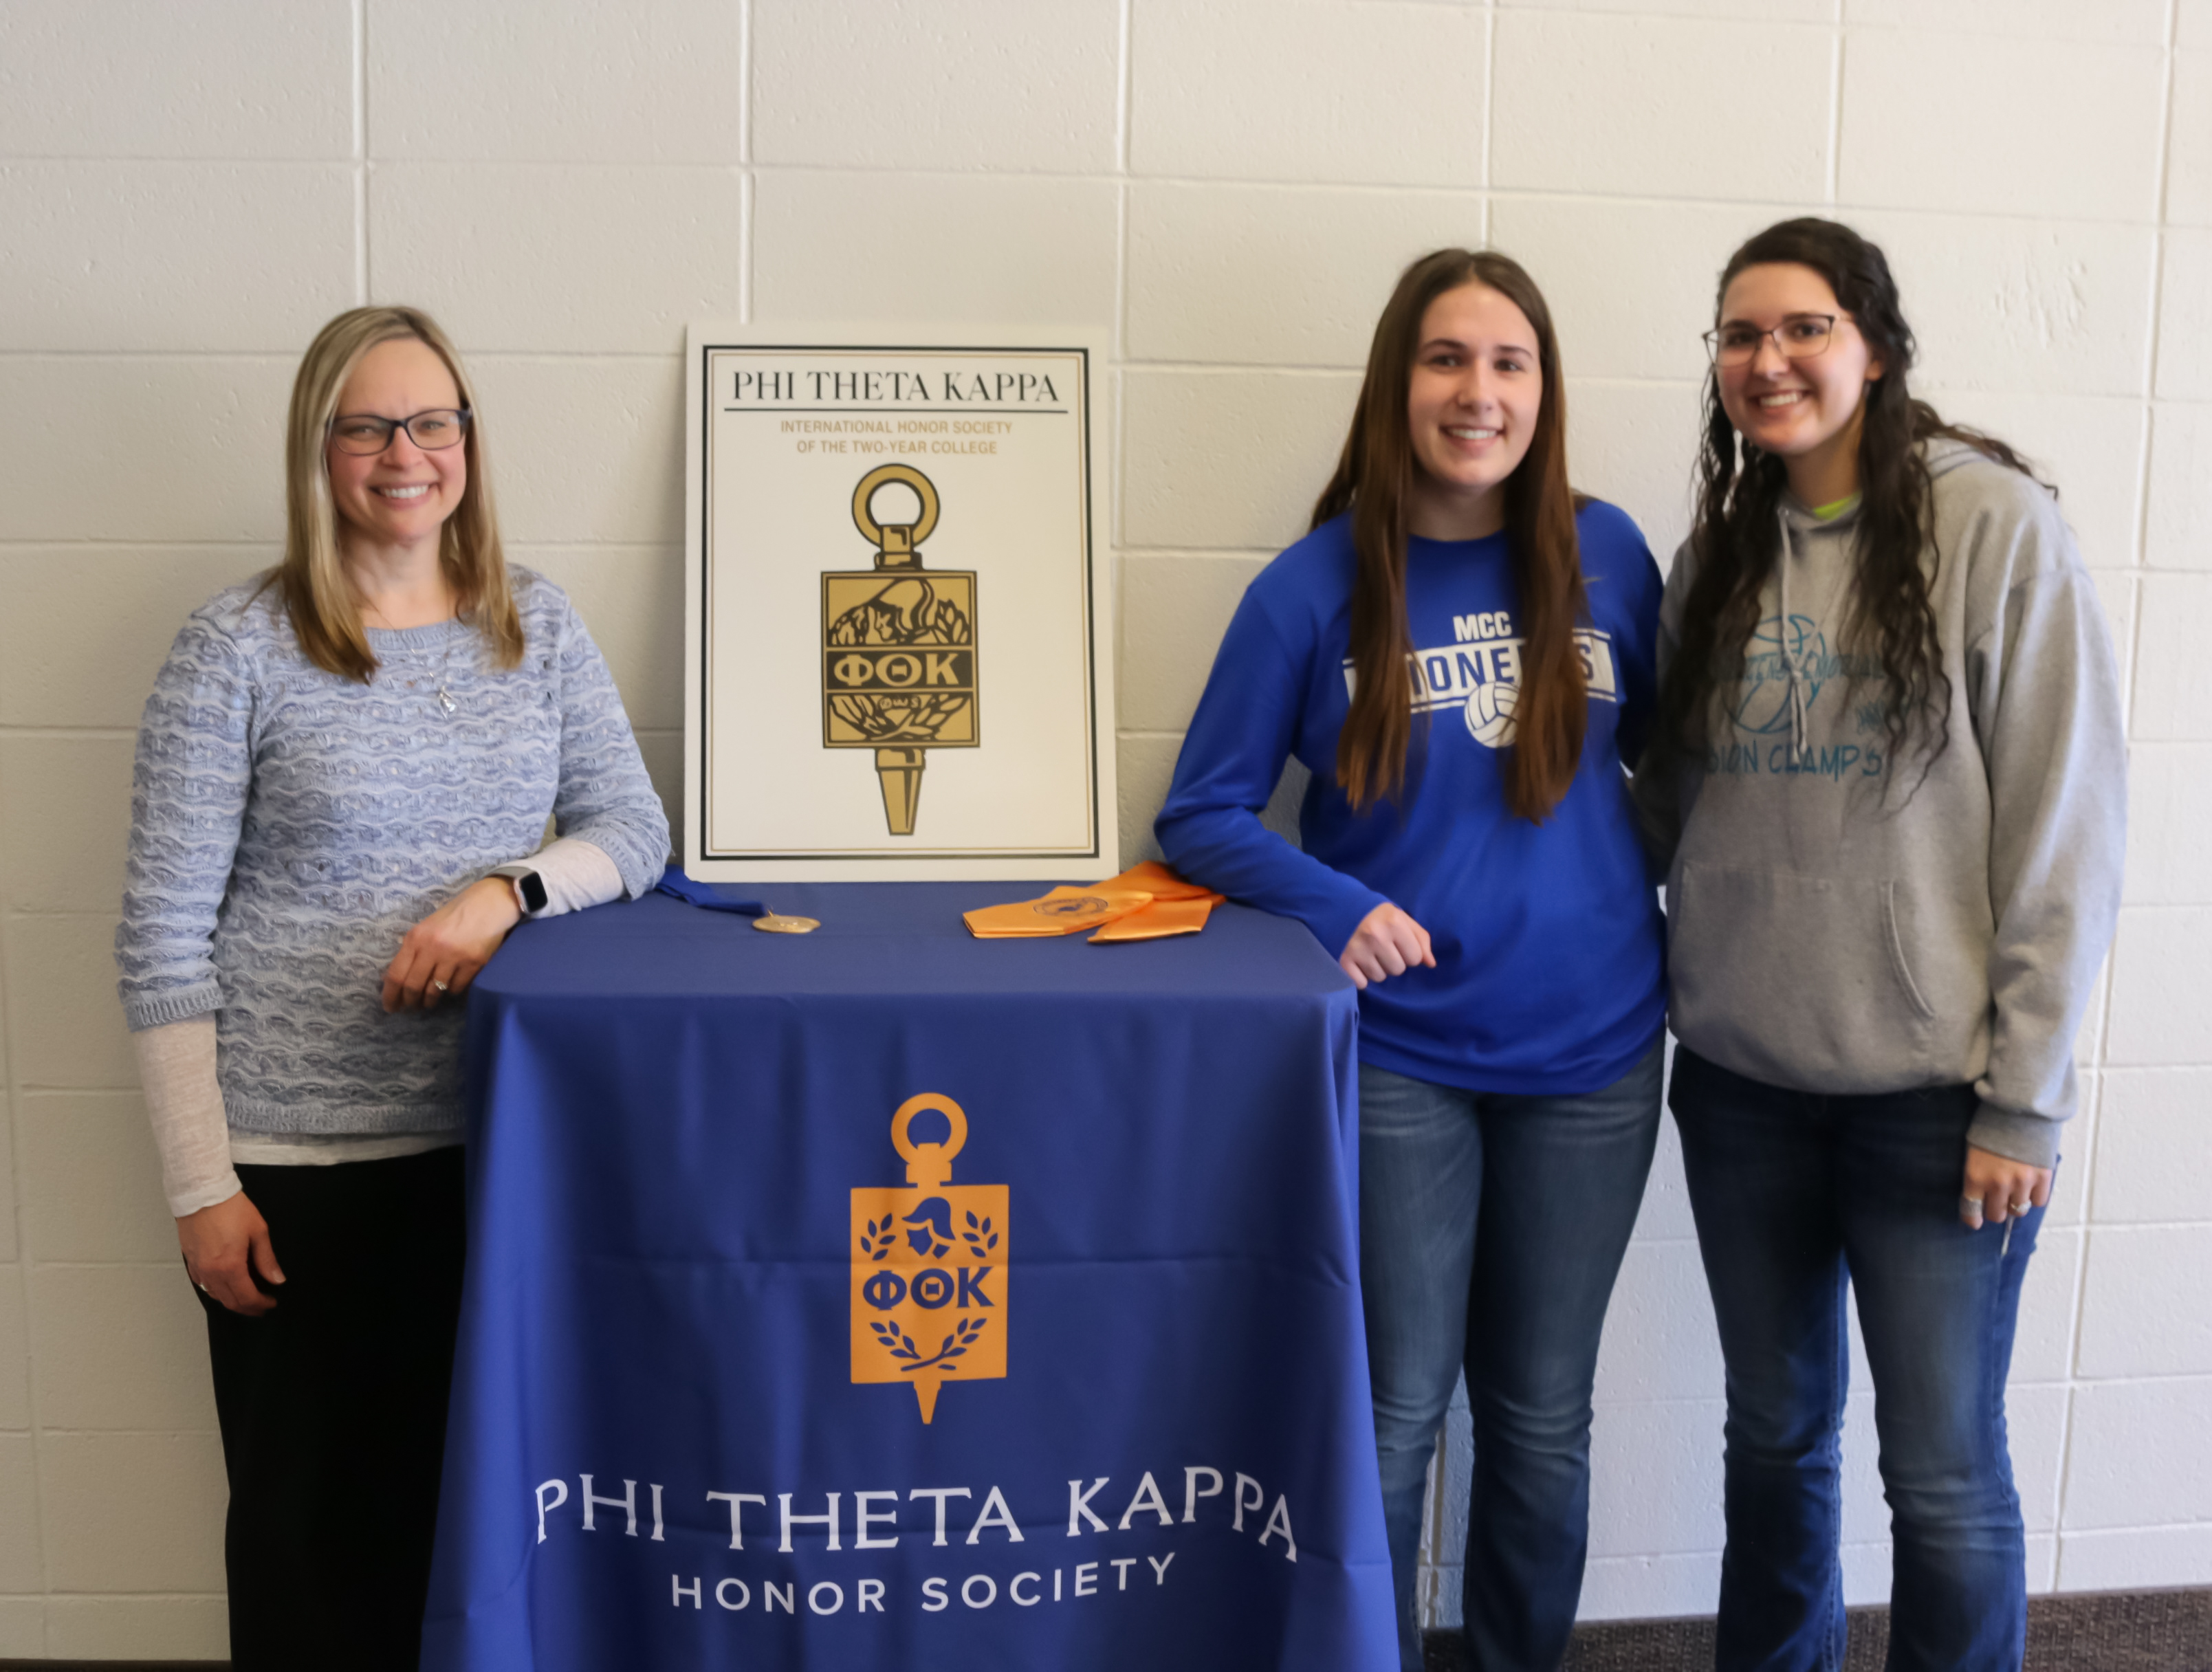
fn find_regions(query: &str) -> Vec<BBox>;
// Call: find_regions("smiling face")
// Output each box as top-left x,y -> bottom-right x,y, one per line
1404,282 -> 1543,540
1716,261 -> 1883,502
324,336 -> 468,558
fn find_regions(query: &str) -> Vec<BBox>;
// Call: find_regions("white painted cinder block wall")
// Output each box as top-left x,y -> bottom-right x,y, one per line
0,0 -> 2206,1657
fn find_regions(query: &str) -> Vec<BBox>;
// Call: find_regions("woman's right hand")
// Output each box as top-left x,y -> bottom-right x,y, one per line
1339,901 -> 1436,990
178,1191 -> 285,1317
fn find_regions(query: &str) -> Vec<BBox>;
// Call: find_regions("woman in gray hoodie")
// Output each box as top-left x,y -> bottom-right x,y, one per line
1639,219 -> 2125,1671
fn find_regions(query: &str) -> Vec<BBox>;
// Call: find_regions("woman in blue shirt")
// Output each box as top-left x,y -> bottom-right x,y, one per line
1157,250 -> 1667,1672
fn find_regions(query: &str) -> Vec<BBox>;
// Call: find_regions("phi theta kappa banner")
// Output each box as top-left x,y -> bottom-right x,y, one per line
685,326 -> 1116,881
421,888 -> 1397,1671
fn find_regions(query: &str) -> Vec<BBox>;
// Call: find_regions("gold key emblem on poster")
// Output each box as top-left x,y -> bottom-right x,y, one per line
822,465 -> 978,835
850,1093 -> 1007,1424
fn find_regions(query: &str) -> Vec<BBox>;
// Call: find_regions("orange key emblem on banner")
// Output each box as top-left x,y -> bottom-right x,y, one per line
851,1094 -> 1008,1424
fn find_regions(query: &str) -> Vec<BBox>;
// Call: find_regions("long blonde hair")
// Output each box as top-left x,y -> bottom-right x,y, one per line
272,305 -> 523,681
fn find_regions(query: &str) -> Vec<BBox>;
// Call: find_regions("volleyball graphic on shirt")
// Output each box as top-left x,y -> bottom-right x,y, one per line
1464,680 -> 1520,747
1731,613 -> 1826,736
1379,615 -> 1621,754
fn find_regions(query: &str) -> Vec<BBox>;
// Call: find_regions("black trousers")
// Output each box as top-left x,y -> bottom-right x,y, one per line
198,1147 -> 467,1672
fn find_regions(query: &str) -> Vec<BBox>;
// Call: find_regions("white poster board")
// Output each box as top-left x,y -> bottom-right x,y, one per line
683,325 -> 1117,882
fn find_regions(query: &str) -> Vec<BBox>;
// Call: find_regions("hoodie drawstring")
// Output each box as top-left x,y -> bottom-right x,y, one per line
1779,508 -> 1808,764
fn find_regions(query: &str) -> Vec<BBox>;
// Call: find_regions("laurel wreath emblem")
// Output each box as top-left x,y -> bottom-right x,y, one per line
857,1215 -> 899,1262
868,1314 -> 989,1375
826,580 -> 973,745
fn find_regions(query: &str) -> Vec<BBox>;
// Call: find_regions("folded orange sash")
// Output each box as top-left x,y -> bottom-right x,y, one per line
961,863 -> 1225,943
1087,892 -> 1220,942
962,883 -> 1154,938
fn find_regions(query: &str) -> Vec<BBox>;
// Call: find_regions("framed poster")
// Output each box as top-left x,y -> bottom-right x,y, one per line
683,324 -> 1117,882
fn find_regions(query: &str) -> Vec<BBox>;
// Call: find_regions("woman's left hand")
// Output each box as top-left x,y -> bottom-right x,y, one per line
1959,1144 -> 2052,1229
382,877 -> 523,1013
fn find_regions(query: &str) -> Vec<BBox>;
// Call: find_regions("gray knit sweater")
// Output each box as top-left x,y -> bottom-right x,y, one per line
115,569 -> 670,1137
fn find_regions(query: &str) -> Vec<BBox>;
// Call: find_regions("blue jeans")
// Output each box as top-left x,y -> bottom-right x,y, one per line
1670,1046 -> 2039,1672
1360,1035 -> 1663,1672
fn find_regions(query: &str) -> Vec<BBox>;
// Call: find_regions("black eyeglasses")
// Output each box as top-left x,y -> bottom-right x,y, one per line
328,408 -> 471,455
1702,315 -> 1840,368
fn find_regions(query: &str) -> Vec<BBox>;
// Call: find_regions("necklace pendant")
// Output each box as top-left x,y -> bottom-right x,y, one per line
436,687 -> 458,716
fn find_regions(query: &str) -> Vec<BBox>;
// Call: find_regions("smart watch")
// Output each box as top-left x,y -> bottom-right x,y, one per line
488,863 -> 549,918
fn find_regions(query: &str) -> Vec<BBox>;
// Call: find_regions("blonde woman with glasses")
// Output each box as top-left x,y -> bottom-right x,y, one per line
115,306 -> 669,1669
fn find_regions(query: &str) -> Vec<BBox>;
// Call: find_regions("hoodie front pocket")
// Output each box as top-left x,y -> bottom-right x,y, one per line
1668,860 -> 1934,1092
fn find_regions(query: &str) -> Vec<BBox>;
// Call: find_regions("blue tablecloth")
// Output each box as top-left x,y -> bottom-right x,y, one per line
423,883 -> 1394,1671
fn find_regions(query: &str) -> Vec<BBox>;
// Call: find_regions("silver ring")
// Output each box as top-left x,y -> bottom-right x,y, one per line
1960,1195 -> 1984,1209
2010,1201 -> 2033,1215
432,978 -> 450,993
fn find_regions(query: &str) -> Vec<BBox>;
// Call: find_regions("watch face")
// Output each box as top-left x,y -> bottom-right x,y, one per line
519,871 -> 549,914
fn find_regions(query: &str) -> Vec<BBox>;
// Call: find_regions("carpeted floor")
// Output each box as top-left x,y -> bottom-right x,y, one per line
3,1590 -> 2206,1671
1421,1585 -> 2211,1671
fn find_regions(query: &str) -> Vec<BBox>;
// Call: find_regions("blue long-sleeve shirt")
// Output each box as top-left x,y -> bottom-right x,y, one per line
1156,503 -> 1666,1095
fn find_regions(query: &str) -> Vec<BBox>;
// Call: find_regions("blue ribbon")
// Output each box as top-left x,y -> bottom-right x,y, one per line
653,864 -> 768,917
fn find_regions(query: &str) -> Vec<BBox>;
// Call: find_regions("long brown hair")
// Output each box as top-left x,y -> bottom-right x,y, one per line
271,305 -> 523,681
1653,218 -> 2048,789
1313,249 -> 1588,822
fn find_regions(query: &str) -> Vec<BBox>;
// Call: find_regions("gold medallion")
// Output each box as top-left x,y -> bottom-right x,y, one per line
823,464 -> 978,837
753,914 -> 822,935
851,1092 -> 1007,1424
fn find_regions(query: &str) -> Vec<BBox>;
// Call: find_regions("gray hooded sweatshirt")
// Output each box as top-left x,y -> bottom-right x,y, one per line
1641,438 -> 2125,1168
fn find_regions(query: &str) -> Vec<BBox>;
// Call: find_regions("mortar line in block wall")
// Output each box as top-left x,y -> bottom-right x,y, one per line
1115,363 -> 1698,384
0,727 -> 139,740
0,164 -> 2170,219
1579,1363 -> 2212,1411
2156,0 -> 2182,229
1117,547 -> 1282,560
408,166 -> 2212,226
2118,0 -> 2183,734
0,349 -> 681,362
3,1086 -> 146,1101
1110,357 -> 1379,377
2056,1070 -> 2101,1233
32,1589 -> 231,1598
1481,0 -> 1496,204
2138,1 -> 2182,408
1115,179 -> 1130,365
0,153 -> 2171,231
1115,0 -> 1133,178
2125,412 -> 2152,608
1,921 -> 23,1266
2048,1158 -> 2093,1547
0,538 -> 284,551
2043,1216 -> 2212,1235
353,0 -> 368,305
1111,361 -> 1126,554
2059,1515 -> 2212,1535
1824,21 -> 1843,205
0,930 -> 52,1623
723,163 -> 2169,227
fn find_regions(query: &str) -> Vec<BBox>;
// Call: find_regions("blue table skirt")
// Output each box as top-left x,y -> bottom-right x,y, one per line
424,884 -> 1395,1671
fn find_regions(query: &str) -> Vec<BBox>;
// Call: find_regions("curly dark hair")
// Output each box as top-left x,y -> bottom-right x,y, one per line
1650,218 -> 2048,798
